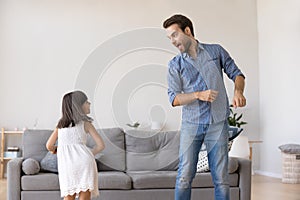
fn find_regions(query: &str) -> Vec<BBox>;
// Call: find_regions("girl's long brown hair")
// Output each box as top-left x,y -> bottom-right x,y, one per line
57,91 -> 92,128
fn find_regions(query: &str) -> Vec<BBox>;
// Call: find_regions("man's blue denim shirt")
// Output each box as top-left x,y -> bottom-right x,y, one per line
167,42 -> 245,124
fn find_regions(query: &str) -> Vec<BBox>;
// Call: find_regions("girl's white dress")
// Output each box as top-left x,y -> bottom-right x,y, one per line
57,121 -> 99,198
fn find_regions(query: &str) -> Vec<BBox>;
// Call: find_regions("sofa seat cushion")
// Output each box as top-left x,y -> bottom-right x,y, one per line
192,173 -> 239,188
21,173 -> 59,190
127,171 -> 177,189
127,171 -> 239,189
98,171 -> 132,189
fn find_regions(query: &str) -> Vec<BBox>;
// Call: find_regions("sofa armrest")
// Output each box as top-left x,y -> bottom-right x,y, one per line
236,157 -> 251,200
7,158 -> 23,200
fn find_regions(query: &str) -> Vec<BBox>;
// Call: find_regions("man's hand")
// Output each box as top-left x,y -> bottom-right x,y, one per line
232,91 -> 246,108
195,90 -> 219,102
173,89 -> 218,106
232,75 -> 246,108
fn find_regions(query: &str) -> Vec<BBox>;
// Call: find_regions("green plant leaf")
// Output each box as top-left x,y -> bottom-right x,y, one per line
236,114 -> 243,121
126,122 -> 140,128
227,104 -> 247,128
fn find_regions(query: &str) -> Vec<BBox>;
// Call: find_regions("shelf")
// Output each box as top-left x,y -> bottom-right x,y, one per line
1,128 -> 24,179
3,157 -> 23,160
3,131 -> 23,134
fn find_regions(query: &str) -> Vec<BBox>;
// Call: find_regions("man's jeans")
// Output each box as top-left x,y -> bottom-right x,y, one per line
175,121 -> 229,200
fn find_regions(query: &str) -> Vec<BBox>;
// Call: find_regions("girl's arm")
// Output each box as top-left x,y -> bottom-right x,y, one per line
84,121 -> 105,155
46,128 -> 58,154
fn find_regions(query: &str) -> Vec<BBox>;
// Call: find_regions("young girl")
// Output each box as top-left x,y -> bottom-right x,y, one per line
46,91 -> 105,200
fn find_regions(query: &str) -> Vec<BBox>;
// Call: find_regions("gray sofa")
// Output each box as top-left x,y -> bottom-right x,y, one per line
7,128 -> 251,200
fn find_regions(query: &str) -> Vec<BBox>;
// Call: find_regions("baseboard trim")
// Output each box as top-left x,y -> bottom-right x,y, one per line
254,170 -> 282,178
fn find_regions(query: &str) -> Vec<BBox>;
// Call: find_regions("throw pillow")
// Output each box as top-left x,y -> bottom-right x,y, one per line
40,150 -> 103,172
196,152 -> 239,173
22,158 -> 40,175
40,152 -> 58,173
196,151 -> 209,173
228,140 -> 234,151
278,144 -> 300,154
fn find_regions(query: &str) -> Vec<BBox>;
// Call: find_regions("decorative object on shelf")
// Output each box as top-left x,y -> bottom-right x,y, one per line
7,146 -> 20,151
126,122 -> 140,128
4,145 -> 21,158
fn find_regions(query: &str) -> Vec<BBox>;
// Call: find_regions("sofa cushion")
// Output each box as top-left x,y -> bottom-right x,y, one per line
125,130 -> 180,171
22,158 -> 40,175
127,171 -> 239,189
40,152 -> 58,173
98,171 -> 132,189
228,157 -> 239,173
87,128 -> 126,171
197,150 -> 209,173
278,144 -> 300,154
21,173 -> 60,190
127,171 -> 177,189
192,173 -> 239,188
23,130 -> 53,161
22,171 -> 132,191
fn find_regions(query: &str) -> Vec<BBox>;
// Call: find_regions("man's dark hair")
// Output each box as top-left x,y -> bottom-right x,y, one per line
163,14 -> 195,37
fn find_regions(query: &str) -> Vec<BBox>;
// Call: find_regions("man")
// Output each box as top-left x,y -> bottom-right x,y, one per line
163,14 -> 246,200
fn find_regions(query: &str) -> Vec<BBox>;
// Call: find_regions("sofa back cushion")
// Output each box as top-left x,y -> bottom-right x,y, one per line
125,130 -> 180,171
23,129 -> 53,161
87,128 -> 126,171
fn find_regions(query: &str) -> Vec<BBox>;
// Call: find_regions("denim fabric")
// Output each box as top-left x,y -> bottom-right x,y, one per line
175,121 -> 229,200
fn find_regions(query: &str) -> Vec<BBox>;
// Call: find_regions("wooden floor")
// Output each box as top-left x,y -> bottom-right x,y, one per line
251,175 -> 300,200
1,175 -> 299,199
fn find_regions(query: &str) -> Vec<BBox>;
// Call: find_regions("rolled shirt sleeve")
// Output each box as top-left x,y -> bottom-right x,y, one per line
167,59 -> 182,106
218,45 -> 245,81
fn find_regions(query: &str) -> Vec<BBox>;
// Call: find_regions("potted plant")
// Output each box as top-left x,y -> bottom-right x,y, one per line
228,105 -> 247,128
227,105 -> 247,141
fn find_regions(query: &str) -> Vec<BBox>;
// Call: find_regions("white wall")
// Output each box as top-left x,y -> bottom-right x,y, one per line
257,0 -> 300,177
0,0 -> 259,164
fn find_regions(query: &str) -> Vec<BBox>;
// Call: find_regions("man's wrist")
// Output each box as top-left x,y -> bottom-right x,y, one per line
234,89 -> 243,95
193,91 -> 199,100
